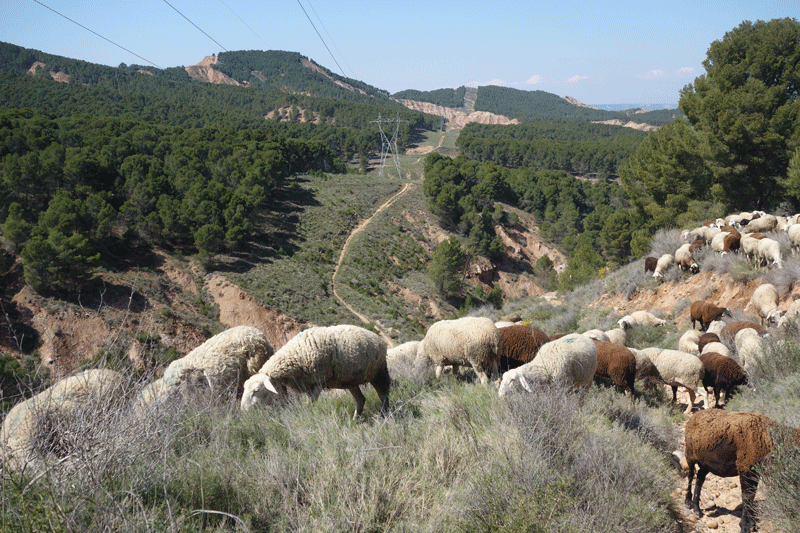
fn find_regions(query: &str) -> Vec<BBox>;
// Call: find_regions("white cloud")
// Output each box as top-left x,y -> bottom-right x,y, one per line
467,78 -> 508,87
677,67 -> 695,75
567,74 -> 588,83
525,75 -> 542,85
635,69 -> 667,80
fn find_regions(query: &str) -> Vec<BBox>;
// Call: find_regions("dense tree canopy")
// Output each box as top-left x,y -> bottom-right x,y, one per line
679,17 -> 800,211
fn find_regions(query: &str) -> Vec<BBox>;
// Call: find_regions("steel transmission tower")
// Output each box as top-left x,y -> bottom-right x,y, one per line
370,114 -> 407,178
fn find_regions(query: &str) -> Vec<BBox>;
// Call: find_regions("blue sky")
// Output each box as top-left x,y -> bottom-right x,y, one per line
2,0 -> 796,105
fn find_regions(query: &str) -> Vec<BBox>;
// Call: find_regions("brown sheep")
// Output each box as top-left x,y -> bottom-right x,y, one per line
697,332 -> 720,354
689,301 -> 731,331
498,325 -> 549,374
719,225 -> 740,237
644,256 -> 657,273
591,340 -> 637,403
722,233 -> 741,253
684,410 -> 799,533
720,321 -> 765,343
697,352 -> 747,408
688,237 -> 705,253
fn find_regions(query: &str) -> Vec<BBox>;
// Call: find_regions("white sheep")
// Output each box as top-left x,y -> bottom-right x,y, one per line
678,329 -> 701,355
652,253 -> 674,279
740,233 -> 762,264
778,298 -> 800,328
417,317 -> 501,384
742,213 -> 778,233
706,320 -> 727,336
241,325 -> 390,419
647,349 -> 709,414
675,243 -> 699,273
494,321 -> 516,329
700,341 -> 731,358
1,369 -> 126,470
628,347 -> 661,381
583,329 -> 610,343
628,310 -> 667,327
786,224 -> 800,254
734,328 -> 765,373
386,340 -> 430,382
710,231 -> 730,254
701,226 -> 721,244
751,283 -> 781,326
498,333 -> 598,396
604,327 -> 627,346
138,326 -> 273,407
755,238 -> 783,268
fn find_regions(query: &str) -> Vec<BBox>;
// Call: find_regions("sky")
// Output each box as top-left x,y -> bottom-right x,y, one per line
1,0 -> 797,106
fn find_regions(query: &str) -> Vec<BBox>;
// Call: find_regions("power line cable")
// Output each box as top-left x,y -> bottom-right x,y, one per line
163,0 -> 228,53
306,0 -> 355,79
218,0 -> 270,49
31,0 -> 162,68
295,0 -> 344,77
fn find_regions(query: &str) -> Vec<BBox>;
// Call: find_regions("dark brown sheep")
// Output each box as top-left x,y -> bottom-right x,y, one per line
720,321 -> 765,343
689,301 -> 731,331
697,332 -> 720,354
684,410 -> 798,533
688,237 -> 705,253
591,340 -> 636,402
498,325 -> 549,374
644,256 -> 657,273
698,352 -> 747,408
722,233 -> 741,253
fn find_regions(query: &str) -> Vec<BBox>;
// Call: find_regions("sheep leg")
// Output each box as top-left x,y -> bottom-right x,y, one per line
713,384 -> 722,409
684,388 -> 696,415
691,464 -> 709,517
684,461 -> 696,511
370,368 -> 392,416
671,385 -> 678,403
739,471 -> 759,533
435,365 -> 444,378
349,386 -> 366,420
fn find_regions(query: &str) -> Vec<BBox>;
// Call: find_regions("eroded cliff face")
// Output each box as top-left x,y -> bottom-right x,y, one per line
395,99 -> 519,127
185,55 -> 243,86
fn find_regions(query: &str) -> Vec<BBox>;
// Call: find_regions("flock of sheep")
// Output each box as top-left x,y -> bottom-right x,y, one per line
4,210 -> 800,532
2,300 -> 794,532
646,211 -> 800,280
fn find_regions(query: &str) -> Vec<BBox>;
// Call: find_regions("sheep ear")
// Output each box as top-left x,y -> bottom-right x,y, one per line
519,375 -> 533,392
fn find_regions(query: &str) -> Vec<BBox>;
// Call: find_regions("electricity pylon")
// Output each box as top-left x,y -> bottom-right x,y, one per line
370,114 -> 406,178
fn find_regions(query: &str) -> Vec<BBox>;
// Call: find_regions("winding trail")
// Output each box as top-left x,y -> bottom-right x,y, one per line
332,182 -> 413,346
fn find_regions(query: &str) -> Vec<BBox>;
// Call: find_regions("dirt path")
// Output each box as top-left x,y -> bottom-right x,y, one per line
332,182 -> 413,347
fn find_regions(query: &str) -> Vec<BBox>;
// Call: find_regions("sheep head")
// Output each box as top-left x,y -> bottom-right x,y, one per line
240,374 -> 280,410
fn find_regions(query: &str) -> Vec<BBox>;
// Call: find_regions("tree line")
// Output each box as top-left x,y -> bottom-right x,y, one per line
456,120 -> 646,178
0,108 -> 343,292
392,87 -> 468,108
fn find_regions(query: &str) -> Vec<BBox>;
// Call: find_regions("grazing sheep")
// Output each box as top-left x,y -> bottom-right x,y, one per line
241,325 -> 390,419
710,231 -> 728,253
756,238 -> 783,268
647,349 -> 708,414
701,341 -> 730,358
644,256 -> 658,273
688,237 -> 706,254
675,243 -> 700,273
751,283 -> 782,325
734,328 -> 766,373
592,340 -> 637,401
697,332 -> 720,353
698,352 -> 746,407
720,321 -> 765,342
603,327 -> 627,346
652,253 -> 675,279
498,325 -> 549,373
786,224 -> 800,254
498,334 -> 598,396
619,310 -> 666,328
386,340 -> 424,381
689,301 -> 731,331
627,347 -> 661,381
583,328 -> 610,342
721,232 -> 741,255
1,369 -> 126,470
139,326 -> 273,408
678,329 -> 700,354
684,409 -> 799,533
707,320 -> 727,336
742,213 -> 778,233
778,297 -> 800,328
417,317 -> 501,384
